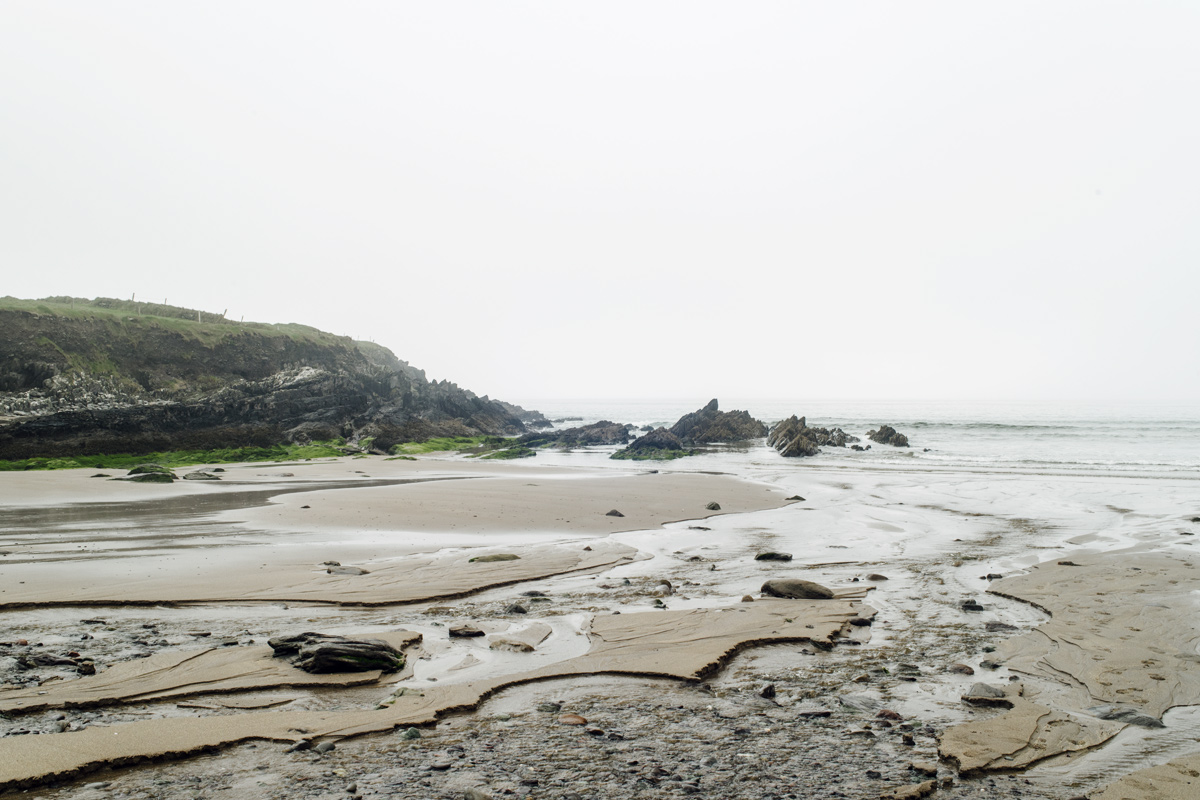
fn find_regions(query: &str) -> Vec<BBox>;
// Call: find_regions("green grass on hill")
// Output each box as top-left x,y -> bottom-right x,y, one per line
0,441 -> 347,472
0,295 -> 350,348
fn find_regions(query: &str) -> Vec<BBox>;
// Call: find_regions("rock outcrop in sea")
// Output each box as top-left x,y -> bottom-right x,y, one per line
610,427 -> 692,460
0,296 -> 546,459
668,399 -> 767,444
768,416 -> 859,458
867,425 -> 910,447
518,420 -> 633,449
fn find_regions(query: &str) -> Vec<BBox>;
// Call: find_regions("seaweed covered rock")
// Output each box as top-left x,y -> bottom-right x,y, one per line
268,632 -> 405,674
668,399 -> 767,444
768,416 -> 858,458
611,427 -> 694,460
867,425 -> 910,447
121,464 -> 177,482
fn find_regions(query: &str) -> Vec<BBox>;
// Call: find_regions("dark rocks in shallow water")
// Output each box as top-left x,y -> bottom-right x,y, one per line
268,632 -> 404,673
667,399 -> 768,444
867,424 -> 910,447
761,578 -> 834,600
1091,705 -> 1165,728
866,573 -> 889,581
605,509 -> 624,517
960,599 -> 984,612
469,553 -> 520,563
785,495 -> 805,501
705,501 -> 721,511
182,470 -> 220,481
962,683 -> 1011,707
611,427 -> 692,460
449,624 -> 485,638
755,552 -> 793,562
768,416 -> 859,458
519,420 -> 631,449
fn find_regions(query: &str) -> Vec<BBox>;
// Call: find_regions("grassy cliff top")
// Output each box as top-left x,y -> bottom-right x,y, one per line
0,296 -> 351,348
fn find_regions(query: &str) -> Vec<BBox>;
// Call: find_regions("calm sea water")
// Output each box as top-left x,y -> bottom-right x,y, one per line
510,399 -> 1200,477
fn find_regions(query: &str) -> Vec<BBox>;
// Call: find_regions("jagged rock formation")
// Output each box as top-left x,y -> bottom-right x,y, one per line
767,416 -> 859,458
669,399 -> 767,444
517,420 -> 632,449
867,425 -> 910,447
0,297 -> 535,459
610,427 -> 692,460
496,401 -> 552,429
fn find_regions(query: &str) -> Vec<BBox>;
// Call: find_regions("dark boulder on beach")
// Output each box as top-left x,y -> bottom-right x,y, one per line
268,632 -> 405,674
867,425 -> 910,447
761,579 -> 834,599
768,416 -> 859,458
668,399 -> 768,444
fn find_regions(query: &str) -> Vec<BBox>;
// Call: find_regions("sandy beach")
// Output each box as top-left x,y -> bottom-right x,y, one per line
2,452 -> 1199,799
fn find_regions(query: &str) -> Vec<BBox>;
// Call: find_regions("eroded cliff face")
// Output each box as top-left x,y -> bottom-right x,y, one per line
0,299 -> 538,458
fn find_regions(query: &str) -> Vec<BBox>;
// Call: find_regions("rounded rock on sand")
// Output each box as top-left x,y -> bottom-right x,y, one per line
760,579 -> 834,600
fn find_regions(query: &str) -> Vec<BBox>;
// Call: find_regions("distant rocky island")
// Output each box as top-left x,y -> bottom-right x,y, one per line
0,296 -> 547,460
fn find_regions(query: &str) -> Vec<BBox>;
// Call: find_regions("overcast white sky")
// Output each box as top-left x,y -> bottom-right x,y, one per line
2,2 -> 1197,402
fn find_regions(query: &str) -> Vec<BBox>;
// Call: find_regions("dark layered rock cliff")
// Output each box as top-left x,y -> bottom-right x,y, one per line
668,399 -> 767,444
768,416 -> 859,458
0,297 -> 536,459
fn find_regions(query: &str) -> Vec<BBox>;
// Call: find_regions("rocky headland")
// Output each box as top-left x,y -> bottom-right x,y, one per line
0,297 -> 547,460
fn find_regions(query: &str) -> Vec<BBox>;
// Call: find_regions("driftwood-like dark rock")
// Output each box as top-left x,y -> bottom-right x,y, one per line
867,424 -> 910,447
267,632 -> 405,674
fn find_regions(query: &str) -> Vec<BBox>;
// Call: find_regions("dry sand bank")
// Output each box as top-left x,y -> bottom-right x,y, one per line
0,457 -> 786,608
